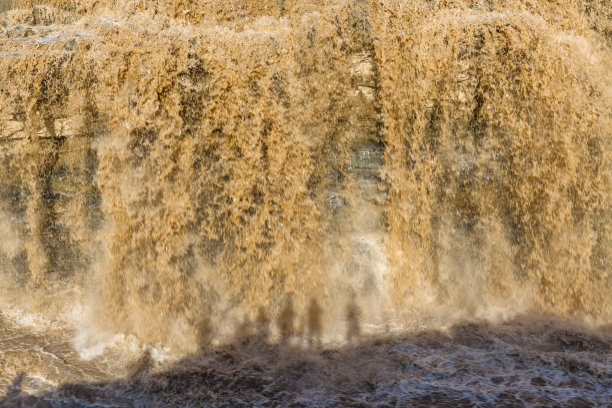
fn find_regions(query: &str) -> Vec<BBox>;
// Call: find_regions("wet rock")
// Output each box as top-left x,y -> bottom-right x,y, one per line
326,193 -> 346,213
531,376 -> 547,386
6,25 -> 36,38
32,6 -> 55,26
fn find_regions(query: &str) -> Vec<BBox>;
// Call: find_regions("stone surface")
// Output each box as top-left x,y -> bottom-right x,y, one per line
32,6 -> 56,26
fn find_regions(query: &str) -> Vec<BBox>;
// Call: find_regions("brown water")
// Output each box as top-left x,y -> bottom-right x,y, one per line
0,0 -> 611,406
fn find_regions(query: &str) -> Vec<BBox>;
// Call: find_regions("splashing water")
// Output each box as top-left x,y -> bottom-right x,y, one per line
0,0 -> 610,405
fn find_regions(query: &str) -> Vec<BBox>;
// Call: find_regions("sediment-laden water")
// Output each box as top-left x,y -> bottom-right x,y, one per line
0,0 -> 610,406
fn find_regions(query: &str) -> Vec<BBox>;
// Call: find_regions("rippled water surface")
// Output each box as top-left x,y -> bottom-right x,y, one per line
1,309 -> 611,407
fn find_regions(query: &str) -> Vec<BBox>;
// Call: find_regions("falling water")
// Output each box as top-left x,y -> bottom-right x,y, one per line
0,0 -> 610,406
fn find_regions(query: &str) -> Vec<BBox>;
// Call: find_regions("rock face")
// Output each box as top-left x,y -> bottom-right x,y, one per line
0,13 -> 101,286
0,1 -> 15,13
32,5 -> 55,25
341,2 -> 388,308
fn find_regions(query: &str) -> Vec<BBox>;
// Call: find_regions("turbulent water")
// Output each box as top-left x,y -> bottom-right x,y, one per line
0,0 -> 611,406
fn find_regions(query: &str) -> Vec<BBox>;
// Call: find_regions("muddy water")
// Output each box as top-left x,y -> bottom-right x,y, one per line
0,0 -> 611,406
0,311 -> 610,407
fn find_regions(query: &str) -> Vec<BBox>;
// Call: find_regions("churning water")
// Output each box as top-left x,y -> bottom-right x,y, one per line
0,0 -> 611,406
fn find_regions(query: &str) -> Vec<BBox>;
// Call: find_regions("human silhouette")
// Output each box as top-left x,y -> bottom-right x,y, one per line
307,297 -> 323,347
0,372 -> 24,406
255,306 -> 271,341
277,297 -> 295,343
346,294 -> 361,344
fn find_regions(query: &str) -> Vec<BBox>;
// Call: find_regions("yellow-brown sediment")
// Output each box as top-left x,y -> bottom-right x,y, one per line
0,0 -> 610,349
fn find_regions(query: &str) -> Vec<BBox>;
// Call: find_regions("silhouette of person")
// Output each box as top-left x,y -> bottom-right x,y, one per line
346,294 -> 361,344
307,297 -> 323,347
277,297 -> 295,343
255,306 -> 271,341
0,372 -> 24,405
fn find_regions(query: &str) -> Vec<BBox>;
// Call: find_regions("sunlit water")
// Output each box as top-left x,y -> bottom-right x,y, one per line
0,0 -> 611,406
